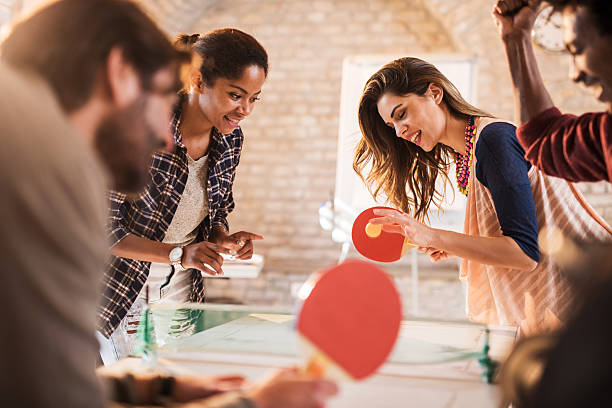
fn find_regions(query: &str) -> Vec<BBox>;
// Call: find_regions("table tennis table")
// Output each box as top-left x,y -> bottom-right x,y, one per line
121,304 -> 518,408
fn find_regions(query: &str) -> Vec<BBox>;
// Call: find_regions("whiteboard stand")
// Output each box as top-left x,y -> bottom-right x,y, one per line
411,249 -> 419,316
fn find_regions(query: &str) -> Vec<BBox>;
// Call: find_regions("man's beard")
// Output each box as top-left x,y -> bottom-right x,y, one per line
94,97 -> 163,195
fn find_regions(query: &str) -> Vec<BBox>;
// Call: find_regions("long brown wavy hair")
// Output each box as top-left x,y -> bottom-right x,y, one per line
354,57 -> 489,221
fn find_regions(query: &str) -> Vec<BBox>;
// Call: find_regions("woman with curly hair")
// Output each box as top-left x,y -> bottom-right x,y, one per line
98,28 -> 268,361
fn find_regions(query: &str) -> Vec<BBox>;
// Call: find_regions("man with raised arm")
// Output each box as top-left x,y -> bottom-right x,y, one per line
494,0 -> 612,183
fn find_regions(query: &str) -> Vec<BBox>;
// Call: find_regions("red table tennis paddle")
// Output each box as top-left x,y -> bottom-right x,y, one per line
352,206 -> 416,262
296,260 -> 402,380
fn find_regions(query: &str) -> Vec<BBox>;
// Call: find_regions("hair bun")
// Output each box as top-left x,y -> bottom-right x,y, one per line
175,33 -> 200,46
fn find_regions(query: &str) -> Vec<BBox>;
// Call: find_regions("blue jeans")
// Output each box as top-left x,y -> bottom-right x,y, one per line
97,264 -> 196,365
97,296 -> 146,365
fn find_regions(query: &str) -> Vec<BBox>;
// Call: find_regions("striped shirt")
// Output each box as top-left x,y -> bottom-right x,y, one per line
461,118 -> 612,335
97,95 -> 243,337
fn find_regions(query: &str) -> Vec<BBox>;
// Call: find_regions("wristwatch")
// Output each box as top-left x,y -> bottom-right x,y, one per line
169,246 -> 183,268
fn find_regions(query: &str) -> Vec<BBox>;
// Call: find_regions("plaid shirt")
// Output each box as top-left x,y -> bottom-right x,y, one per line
97,97 -> 243,337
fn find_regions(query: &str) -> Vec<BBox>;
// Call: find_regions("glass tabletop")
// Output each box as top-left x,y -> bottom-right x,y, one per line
134,302 -> 511,371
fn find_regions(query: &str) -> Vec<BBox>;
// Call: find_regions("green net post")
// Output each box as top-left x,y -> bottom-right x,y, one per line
477,328 -> 499,384
134,286 -> 157,366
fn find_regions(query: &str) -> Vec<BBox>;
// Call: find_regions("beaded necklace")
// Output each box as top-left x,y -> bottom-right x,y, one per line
455,116 -> 476,196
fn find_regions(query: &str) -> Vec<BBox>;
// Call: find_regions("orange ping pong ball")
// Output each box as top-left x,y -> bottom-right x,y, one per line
365,222 -> 382,238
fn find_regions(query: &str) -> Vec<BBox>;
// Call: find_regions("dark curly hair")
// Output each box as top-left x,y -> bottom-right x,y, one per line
176,28 -> 268,88
548,0 -> 612,35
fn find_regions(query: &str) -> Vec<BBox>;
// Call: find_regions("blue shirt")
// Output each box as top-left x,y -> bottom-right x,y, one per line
474,122 -> 540,263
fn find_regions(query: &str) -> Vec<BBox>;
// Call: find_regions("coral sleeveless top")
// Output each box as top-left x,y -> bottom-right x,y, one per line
460,119 -> 612,335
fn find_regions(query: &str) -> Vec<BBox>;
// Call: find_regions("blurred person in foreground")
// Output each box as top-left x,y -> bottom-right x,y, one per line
494,0 -> 612,183
499,240 -> 612,407
0,0 -> 337,407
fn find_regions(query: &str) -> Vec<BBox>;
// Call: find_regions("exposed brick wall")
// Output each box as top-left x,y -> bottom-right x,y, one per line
139,0 -> 612,313
0,0 -> 17,29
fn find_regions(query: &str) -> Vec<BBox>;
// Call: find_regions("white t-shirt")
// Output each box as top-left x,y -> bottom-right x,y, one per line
146,152 -> 211,303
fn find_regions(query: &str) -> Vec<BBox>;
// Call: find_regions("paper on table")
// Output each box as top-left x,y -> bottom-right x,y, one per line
204,253 -> 264,279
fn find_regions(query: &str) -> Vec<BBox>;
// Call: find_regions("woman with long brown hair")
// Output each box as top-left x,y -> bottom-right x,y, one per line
354,57 -> 612,334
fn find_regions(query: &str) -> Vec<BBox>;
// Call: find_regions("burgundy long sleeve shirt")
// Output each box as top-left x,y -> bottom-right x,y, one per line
516,107 -> 612,183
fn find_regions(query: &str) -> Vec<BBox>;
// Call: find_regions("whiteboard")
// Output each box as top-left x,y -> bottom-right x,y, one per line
335,55 -> 477,231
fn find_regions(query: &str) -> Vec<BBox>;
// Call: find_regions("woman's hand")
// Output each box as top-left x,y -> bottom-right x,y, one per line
210,228 -> 264,260
370,208 -> 435,248
182,241 -> 227,276
418,246 -> 455,263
